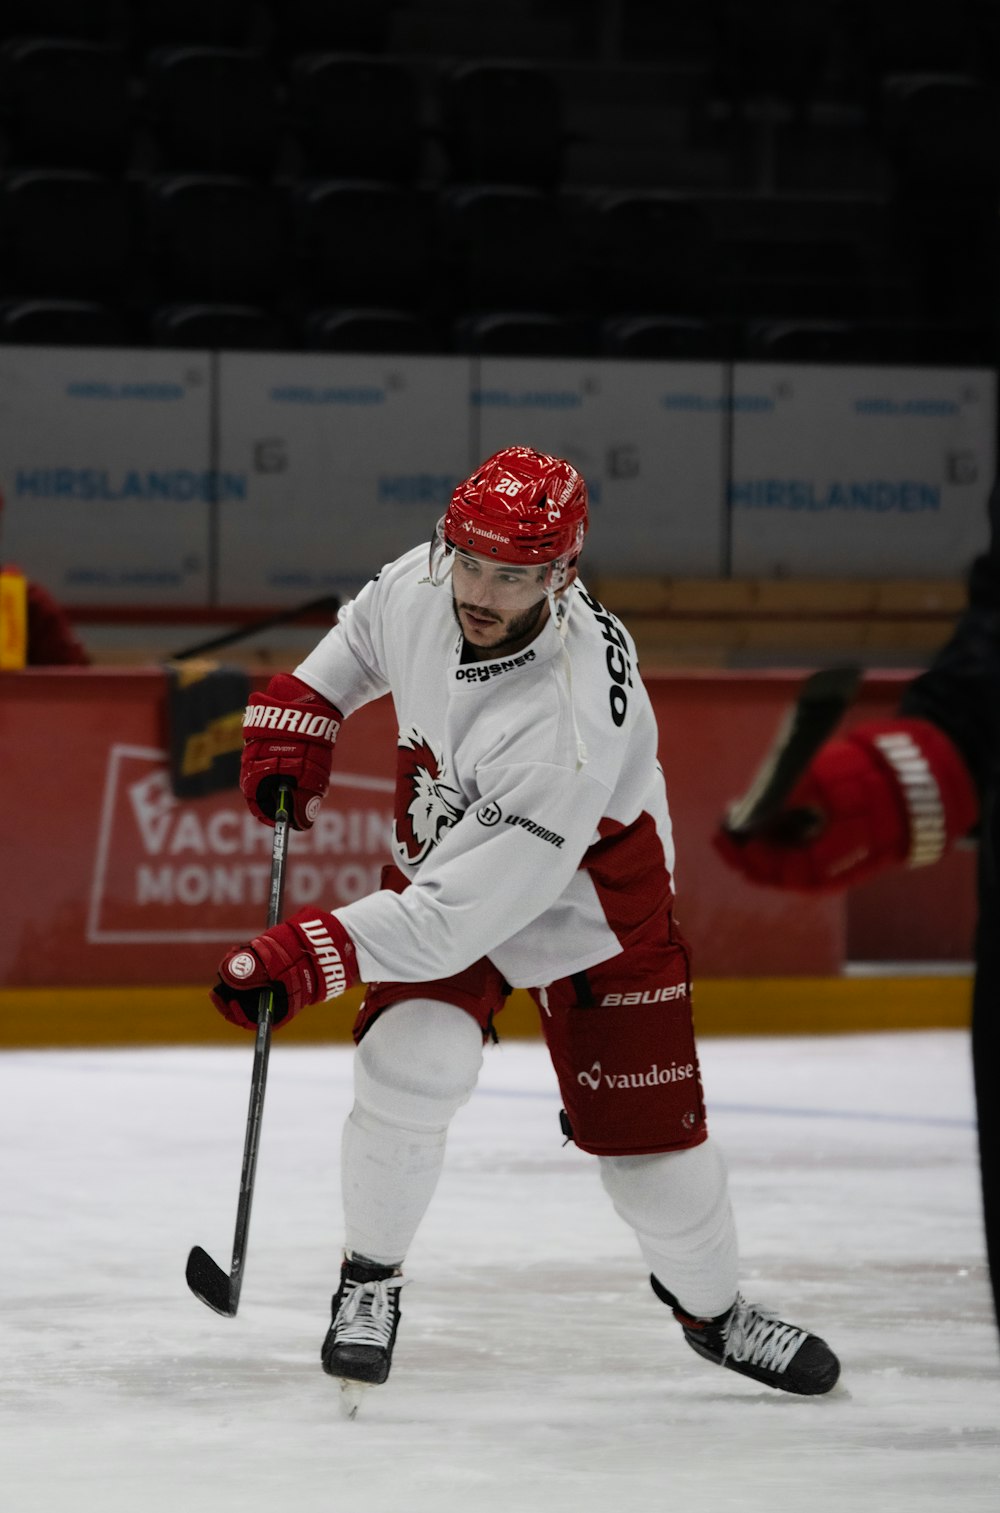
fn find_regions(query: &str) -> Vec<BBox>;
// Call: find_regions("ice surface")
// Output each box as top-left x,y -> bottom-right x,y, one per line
3,1031 -> 998,1513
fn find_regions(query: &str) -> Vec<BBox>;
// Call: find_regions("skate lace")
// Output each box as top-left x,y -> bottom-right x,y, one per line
334,1276 -> 406,1349
721,1296 -> 807,1374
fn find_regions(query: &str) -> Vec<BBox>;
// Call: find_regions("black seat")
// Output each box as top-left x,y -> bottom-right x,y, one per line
145,175 -> 287,302
601,314 -> 726,358
0,297 -> 130,345
302,307 -> 440,353
439,186 -> 583,314
287,54 -> 421,181
594,193 -> 715,316
453,311 -> 591,357
744,318 -> 996,365
292,180 -> 433,310
142,47 -> 282,176
438,62 -> 566,189
744,318 -> 878,361
706,195 -> 904,320
876,76 -> 1000,324
882,75 -> 1000,204
149,302 -> 291,349
1,170 -> 133,298
771,102 -> 889,196
0,39 -> 131,170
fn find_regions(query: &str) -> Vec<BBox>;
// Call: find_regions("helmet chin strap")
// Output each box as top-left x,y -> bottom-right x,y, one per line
545,581 -> 563,631
425,521 -> 455,587
546,580 -> 588,772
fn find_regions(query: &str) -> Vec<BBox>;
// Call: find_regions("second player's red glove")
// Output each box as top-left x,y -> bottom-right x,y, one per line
714,717 -> 978,892
210,907 -> 360,1030
241,673 -> 344,831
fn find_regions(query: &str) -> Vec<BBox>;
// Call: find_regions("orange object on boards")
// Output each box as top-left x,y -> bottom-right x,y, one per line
0,565 -> 27,669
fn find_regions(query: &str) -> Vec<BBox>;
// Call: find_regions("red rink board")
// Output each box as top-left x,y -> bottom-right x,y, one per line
0,668 -> 974,988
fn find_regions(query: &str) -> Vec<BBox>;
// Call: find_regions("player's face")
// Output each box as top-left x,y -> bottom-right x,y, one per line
451,550 -> 551,656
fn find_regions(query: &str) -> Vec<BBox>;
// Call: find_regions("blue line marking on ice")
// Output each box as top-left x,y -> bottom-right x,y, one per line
709,1101 -> 974,1130
477,1086 -> 974,1129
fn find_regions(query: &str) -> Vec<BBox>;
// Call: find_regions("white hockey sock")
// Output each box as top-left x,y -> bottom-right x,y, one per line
599,1138 -> 740,1319
341,998 -> 484,1267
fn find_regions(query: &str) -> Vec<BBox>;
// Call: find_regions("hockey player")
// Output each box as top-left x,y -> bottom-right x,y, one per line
715,478 -> 1000,1339
210,446 -> 841,1402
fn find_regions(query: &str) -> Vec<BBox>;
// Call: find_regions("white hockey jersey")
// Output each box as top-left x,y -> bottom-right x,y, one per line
294,545 -> 677,990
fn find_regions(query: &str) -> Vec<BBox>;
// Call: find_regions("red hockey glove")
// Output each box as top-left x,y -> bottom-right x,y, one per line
240,673 -> 343,831
713,717 -> 978,892
210,907 -> 360,1030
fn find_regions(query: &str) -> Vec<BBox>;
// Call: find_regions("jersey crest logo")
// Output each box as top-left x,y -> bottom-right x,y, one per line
393,726 -> 464,865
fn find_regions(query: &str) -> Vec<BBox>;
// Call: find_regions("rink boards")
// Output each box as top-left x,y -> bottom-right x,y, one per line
0,349 -> 995,603
0,666 -> 975,1047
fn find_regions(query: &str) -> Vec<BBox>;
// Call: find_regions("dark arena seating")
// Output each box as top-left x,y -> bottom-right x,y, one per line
0,0 -> 994,358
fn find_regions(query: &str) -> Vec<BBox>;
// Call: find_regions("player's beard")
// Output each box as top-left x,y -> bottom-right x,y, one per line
452,594 -> 548,657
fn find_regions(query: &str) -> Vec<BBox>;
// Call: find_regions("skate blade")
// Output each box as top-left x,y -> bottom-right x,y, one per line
339,1380 -> 371,1420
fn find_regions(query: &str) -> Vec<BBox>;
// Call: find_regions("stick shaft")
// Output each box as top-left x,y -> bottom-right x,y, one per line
169,595 -> 339,661
226,790 -> 290,1306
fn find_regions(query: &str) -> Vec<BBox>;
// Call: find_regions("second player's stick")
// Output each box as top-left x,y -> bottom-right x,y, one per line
186,783 -> 291,1317
722,664 -> 862,840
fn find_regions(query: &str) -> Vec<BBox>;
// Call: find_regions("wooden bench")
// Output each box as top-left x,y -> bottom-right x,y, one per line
589,577 -> 967,666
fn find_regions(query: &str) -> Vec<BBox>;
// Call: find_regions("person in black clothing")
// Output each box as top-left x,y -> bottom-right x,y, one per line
715,480 -> 1000,1339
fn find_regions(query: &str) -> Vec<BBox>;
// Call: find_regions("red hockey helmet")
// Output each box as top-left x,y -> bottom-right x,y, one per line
433,446 -> 589,589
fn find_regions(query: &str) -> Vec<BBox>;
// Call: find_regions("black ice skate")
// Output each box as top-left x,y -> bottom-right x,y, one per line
321,1254 -> 405,1417
651,1275 -> 840,1395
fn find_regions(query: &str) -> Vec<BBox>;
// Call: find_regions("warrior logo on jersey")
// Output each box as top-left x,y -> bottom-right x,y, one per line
393,726 -> 465,866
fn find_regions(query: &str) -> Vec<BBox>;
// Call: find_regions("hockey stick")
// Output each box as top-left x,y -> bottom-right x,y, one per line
186,782 -> 291,1316
169,594 -> 340,662
722,663 -> 862,840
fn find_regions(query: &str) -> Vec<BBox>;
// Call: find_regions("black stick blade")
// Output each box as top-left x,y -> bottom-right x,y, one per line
724,664 -> 863,839
186,1245 -> 237,1316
